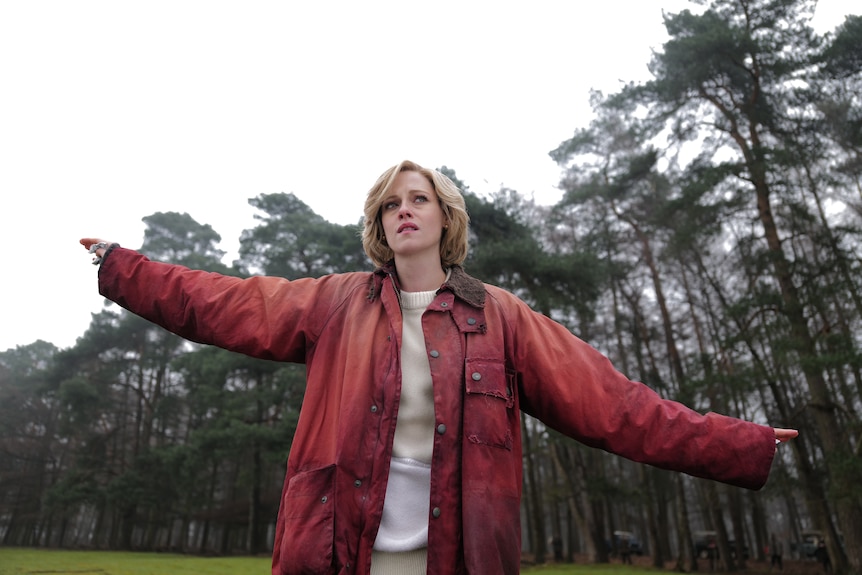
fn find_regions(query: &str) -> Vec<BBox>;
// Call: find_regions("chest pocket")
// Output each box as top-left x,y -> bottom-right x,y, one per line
463,358 -> 516,450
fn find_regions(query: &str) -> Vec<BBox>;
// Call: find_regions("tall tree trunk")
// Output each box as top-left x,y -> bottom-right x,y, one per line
200,460 -> 219,553
120,505 -> 136,550
728,488 -> 747,570
566,505 -> 577,563
703,480 -> 736,572
522,415 -> 547,564
674,476 -> 697,573
749,490 -> 768,563
645,467 -> 669,568
548,440 -> 602,561
247,448 -> 262,554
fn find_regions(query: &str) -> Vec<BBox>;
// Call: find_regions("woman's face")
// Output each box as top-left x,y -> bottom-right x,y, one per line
380,170 -> 447,263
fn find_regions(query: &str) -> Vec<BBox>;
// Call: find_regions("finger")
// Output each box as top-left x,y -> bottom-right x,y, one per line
80,238 -> 102,250
774,428 -> 799,442
80,238 -> 112,253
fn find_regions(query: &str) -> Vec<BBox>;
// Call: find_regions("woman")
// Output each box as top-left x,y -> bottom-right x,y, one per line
82,160 -> 797,575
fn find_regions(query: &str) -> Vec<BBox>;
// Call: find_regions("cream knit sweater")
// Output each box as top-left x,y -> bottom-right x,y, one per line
371,287 -> 438,574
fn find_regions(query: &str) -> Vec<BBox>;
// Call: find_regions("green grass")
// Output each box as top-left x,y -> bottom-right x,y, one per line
0,548 -> 270,575
0,548 -> 657,575
523,564 -> 657,575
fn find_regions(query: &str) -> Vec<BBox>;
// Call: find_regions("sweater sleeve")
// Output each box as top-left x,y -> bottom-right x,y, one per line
97,247 -> 351,362
499,291 -> 776,491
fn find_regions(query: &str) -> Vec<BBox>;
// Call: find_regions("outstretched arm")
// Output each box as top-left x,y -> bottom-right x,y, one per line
501,286 -> 800,490
78,237 -> 351,363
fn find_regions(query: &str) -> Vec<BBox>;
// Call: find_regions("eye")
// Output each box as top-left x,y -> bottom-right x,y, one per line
383,201 -> 398,210
414,194 -> 429,203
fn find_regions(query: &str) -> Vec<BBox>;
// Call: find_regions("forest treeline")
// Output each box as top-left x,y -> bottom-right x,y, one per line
2,1 -> 861,573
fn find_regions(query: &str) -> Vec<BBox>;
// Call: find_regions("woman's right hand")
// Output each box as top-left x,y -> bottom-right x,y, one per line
80,238 -> 114,265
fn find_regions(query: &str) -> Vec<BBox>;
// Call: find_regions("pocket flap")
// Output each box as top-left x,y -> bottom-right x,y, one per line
465,358 -> 513,406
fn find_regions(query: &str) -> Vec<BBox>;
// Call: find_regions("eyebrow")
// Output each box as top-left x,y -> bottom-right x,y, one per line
383,189 -> 432,202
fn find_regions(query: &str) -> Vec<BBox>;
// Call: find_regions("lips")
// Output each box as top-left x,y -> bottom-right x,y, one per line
397,223 -> 419,233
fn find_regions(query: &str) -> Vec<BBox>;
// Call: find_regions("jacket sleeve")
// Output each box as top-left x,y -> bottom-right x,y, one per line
498,290 -> 777,491
97,247 -> 348,362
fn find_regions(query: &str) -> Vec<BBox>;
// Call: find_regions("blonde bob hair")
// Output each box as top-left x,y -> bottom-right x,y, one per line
362,160 -> 470,268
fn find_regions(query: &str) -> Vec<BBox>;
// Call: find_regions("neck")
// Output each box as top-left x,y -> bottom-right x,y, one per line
393,254 -> 447,292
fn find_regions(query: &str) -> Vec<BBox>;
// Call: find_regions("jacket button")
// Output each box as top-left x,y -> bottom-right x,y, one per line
432,507 -> 441,518
321,496 -> 328,504
472,372 -> 482,381
437,423 -> 446,435
467,317 -> 477,325
370,405 -> 378,413
440,301 -> 448,307
430,350 -> 439,358
354,479 -> 362,487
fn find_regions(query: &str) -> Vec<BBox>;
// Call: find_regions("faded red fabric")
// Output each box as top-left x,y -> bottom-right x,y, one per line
98,248 -> 777,575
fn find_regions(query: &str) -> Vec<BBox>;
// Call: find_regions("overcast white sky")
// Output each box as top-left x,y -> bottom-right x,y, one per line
0,1 -> 853,353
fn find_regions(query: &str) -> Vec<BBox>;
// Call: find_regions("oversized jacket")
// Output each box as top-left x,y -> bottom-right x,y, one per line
97,247 -> 777,575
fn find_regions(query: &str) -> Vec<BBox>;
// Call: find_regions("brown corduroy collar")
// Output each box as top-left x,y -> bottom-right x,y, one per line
368,261 -> 486,309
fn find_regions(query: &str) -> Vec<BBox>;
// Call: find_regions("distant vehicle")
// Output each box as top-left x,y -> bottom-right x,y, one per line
694,531 -> 718,559
693,530 -> 748,560
730,540 -> 750,560
800,531 -> 822,558
613,530 -> 644,556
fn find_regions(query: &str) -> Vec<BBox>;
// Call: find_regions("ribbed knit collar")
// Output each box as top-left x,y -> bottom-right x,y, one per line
399,268 -> 451,310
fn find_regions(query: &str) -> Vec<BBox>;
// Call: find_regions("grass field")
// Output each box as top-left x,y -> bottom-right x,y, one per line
0,548 -> 655,575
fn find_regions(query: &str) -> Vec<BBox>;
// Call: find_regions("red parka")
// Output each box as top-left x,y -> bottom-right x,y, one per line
97,247 -> 777,575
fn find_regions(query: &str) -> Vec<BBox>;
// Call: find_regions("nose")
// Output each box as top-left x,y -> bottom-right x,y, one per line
398,203 -> 413,218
